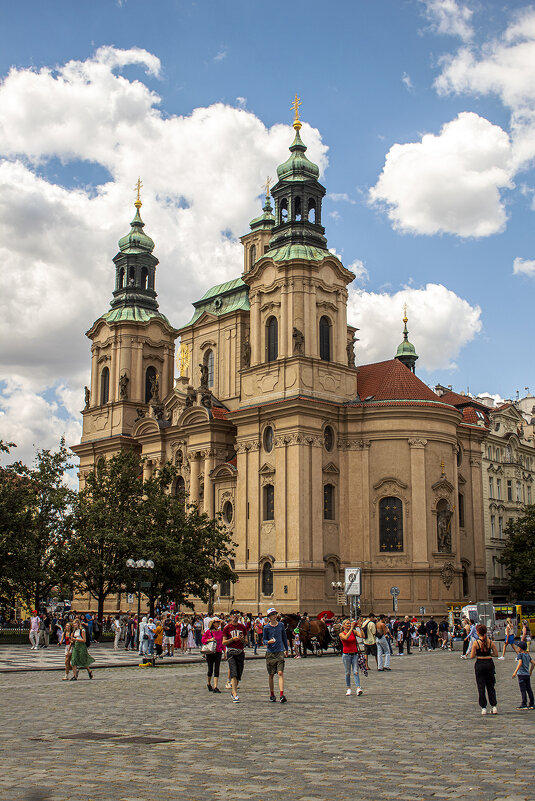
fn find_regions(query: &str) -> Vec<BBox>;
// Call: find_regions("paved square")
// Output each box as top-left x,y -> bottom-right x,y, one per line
0,650 -> 533,801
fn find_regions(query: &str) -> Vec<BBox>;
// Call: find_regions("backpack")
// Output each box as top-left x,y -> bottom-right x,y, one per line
180,625 -> 188,637
362,621 -> 369,636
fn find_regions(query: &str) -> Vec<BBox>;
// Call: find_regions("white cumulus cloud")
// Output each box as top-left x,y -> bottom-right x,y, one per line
513,257 -> 535,276
369,112 -> 514,237
421,0 -> 473,41
348,283 -> 482,371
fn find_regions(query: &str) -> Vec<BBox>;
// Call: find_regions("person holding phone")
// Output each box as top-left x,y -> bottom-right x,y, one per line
339,618 -> 364,696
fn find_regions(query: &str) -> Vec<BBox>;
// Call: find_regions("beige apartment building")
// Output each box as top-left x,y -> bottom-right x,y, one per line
72,111 -> 490,616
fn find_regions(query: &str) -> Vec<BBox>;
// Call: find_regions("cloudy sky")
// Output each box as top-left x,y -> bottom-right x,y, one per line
1,0 -> 534,465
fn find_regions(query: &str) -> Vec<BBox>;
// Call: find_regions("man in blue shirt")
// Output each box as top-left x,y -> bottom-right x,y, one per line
263,608 -> 289,703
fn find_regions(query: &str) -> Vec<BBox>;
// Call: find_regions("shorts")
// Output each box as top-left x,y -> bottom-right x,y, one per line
227,650 -> 245,682
506,634 -> 515,644
164,636 -> 174,646
266,651 -> 285,675
364,643 -> 377,656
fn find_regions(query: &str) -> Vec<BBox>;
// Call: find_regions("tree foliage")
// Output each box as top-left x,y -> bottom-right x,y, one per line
0,439 -> 75,610
498,504 -> 535,601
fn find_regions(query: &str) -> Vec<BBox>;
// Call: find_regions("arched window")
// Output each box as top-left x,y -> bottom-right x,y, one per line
263,484 -> 274,521
437,498 -> 452,553
100,366 -> 109,405
293,196 -> 302,221
262,562 -> 273,596
173,476 -> 185,506
324,425 -> 334,451
223,501 -> 233,524
280,198 -> 288,225
249,245 -> 256,270
141,267 -> 148,290
319,316 -> 331,362
127,264 -> 134,285
220,577 -> 231,597
118,268 -> 125,290
379,496 -> 403,552
266,317 -> 278,362
324,484 -> 335,520
204,349 -> 214,387
307,198 -> 316,223
263,426 -> 274,453
145,366 -> 157,402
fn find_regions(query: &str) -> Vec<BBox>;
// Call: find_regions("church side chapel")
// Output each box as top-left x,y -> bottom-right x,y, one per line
72,100 -> 489,615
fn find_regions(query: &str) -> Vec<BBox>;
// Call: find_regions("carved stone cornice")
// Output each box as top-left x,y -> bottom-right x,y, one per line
337,438 -> 371,451
470,458 -> 482,467
275,433 -> 323,447
236,440 -> 261,454
408,438 -> 427,449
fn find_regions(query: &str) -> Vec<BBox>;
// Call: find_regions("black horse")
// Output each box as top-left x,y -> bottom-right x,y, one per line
282,614 -> 331,658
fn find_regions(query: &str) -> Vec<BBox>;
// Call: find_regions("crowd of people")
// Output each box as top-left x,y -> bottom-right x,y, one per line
16,607 -> 534,712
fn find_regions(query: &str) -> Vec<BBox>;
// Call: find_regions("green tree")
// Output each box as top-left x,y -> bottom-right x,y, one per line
0,439 -> 75,611
139,462 -> 235,615
498,505 -> 535,600
69,450 -> 143,622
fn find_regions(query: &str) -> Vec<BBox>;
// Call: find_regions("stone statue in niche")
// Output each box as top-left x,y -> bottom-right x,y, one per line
152,404 -> 164,420
175,450 -> 183,466
135,407 -> 145,421
149,373 -> 160,402
119,374 -> 129,399
199,363 -> 209,390
241,339 -> 251,368
437,500 -> 453,553
84,386 -> 90,409
347,340 -> 356,367
185,385 -> 196,407
292,327 -> 305,355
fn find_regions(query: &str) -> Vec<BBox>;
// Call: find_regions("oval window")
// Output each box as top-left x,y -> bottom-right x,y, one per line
263,426 -> 274,453
324,426 -> 334,451
223,501 -> 233,524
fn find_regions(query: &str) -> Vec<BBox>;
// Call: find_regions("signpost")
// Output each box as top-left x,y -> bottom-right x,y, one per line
345,568 -> 361,620
390,585 -> 400,613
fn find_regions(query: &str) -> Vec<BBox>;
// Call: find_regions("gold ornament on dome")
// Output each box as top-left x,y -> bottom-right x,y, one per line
291,94 -> 302,130
177,343 -> 190,377
134,177 -> 143,208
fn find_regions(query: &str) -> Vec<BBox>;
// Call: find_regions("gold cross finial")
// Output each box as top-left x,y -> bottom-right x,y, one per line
134,177 -> 143,208
264,176 -> 272,198
403,302 -> 408,324
291,94 -> 302,130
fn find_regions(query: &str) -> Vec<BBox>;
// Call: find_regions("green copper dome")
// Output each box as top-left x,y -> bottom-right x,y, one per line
396,338 -> 417,357
249,194 -> 275,231
276,127 -> 320,183
117,204 -> 155,254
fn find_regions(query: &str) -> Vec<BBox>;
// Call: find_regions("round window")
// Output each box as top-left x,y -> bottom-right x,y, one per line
223,501 -> 233,524
324,425 -> 334,451
263,426 -> 274,453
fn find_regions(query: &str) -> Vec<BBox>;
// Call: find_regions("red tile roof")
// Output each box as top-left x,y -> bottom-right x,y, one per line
356,359 -> 440,403
439,390 -> 488,410
211,406 -> 230,420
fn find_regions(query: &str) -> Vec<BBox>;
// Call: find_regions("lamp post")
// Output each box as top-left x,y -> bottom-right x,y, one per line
207,583 -> 218,616
126,558 -> 154,648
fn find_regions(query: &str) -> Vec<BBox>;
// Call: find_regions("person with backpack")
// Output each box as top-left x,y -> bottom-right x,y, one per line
361,613 -> 377,670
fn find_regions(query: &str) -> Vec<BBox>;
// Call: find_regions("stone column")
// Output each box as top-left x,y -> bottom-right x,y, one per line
135,340 -> 144,402
360,442 -> 372,566
409,439 -> 428,565
250,292 -> 261,366
188,452 -> 200,506
310,436 -> 323,565
308,281 -> 318,358
280,282 -> 289,358
336,289 -> 347,365
90,346 -> 98,406
203,449 -> 216,517
111,340 -> 119,401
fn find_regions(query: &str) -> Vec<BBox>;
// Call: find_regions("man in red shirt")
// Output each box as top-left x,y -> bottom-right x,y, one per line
222,611 -> 248,703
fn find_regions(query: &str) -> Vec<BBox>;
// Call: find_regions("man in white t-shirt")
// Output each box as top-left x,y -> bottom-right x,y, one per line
113,615 -> 121,650
29,613 -> 40,650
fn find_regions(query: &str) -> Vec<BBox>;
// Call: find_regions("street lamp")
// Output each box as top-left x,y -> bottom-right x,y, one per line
207,582 -> 218,616
332,581 -> 345,616
126,557 -> 154,647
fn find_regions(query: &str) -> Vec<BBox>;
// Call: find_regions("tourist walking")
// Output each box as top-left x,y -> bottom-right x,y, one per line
361,613 -> 377,670
426,616 -> 438,650
470,623 -> 498,715
400,616 -> 412,655
339,618 -> 364,696
125,614 -> 136,651
201,617 -> 224,692
163,614 -> 176,656
460,617 -> 471,658
511,641 -> 534,709
417,620 -> 427,652
61,622 -> 73,680
222,611 -> 247,703
263,608 -> 288,703
376,614 -> 391,671
499,617 -> 516,659
154,618 -> 164,657
187,620 -> 195,652
113,615 -> 121,651
29,611 -> 40,650
70,618 -> 95,680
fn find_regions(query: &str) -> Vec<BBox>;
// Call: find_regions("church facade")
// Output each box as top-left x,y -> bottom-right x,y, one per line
72,111 -> 489,616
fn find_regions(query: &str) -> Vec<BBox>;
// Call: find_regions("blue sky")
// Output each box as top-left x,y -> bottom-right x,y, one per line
1,0 -> 534,462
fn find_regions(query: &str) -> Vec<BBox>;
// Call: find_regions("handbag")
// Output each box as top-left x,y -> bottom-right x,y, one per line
201,638 -> 217,654
226,647 -> 242,657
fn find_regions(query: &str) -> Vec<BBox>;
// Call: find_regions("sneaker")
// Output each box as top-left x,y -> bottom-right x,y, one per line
345,688 -> 352,696
527,705 -> 534,710
498,656 -> 505,660
491,706 -> 498,715
225,682 -> 232,689
279,696 -> 287,703
481,708 -> 487,715
213,687 -> 221,694
516,705 -> 528,710
270,695 -> 277,702
232,695 -> 240,703
356,688 -> 363,696
383,667 -> 391,671
207,684 -> 213,692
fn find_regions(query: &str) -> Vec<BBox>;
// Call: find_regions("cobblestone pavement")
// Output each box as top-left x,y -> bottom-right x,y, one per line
0,643 -> 267,672
0,650 -> 533,801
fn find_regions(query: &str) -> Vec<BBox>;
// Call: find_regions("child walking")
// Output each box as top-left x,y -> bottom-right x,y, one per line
512,641 -> 535,710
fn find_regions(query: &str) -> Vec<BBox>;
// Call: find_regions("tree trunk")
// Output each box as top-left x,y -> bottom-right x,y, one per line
34,582 -> 40,612
98,585 -> 105,624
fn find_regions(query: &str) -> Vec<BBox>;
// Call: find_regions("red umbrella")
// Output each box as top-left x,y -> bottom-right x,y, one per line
317,610 -> 335,620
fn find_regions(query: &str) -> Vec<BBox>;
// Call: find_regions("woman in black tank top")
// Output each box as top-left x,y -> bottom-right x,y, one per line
470,623 -> 498,714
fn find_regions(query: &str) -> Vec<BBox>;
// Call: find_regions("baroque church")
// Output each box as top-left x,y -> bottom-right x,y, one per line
72,106 -> 489,616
